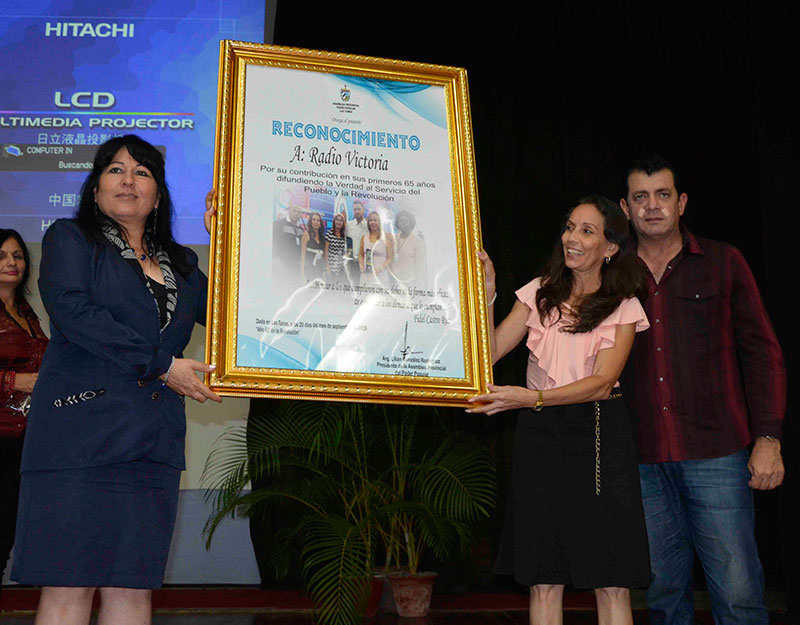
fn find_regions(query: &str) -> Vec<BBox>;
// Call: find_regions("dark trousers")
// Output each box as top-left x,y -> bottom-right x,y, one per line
0,436 -> 23,584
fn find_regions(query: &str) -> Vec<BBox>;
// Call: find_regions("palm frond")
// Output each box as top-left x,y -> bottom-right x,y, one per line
300,515 -> 375,625
413,441 -> 496,520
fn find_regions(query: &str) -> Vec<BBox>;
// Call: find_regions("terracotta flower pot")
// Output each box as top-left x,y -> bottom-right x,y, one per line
373,566 -> 406,614
365,574 -> 384,619
387,571 -> 437,618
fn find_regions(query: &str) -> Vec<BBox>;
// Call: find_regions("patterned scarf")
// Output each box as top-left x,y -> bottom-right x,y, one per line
101,223 -> 177,330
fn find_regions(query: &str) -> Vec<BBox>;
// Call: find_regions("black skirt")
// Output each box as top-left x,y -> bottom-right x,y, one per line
495,395 -> 651,589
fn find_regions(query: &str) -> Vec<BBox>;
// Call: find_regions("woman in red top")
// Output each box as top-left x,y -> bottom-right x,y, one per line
0,229 -> 48,587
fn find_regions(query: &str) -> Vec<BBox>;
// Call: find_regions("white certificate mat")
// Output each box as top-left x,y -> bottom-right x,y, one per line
237,66 -> 462,378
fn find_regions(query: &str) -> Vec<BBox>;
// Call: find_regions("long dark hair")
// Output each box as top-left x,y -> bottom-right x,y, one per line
536,195 -> 646,333
308,212 -> 325,241
366,211 -> 383,240
74,134 -> 191,277
331,212 -> 346,238
0,229 -> 32,308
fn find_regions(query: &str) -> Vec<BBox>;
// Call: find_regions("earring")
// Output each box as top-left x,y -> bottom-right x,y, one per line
147,206 -> 158,234
604,255 -> 611,264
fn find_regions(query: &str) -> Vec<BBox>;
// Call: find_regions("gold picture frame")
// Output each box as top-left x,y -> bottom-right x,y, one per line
205,41 -> 491,406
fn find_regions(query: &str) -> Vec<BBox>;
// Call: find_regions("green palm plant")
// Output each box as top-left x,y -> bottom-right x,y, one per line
376,406 -> 495,576
202,400 -> 495,625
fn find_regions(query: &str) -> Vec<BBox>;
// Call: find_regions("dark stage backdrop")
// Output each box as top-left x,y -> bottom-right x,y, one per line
269,0 -> 797,604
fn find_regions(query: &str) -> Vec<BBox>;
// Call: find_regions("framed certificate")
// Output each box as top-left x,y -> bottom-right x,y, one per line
206,41 -> 491,406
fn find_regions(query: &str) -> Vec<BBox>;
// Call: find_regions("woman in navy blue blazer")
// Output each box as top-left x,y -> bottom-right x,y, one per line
12,135 -> 220,625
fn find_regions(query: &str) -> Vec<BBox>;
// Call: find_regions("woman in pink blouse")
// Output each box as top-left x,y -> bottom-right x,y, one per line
469,196 -> 650,625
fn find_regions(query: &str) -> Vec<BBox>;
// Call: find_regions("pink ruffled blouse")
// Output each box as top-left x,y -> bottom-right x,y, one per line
516,278 -> 650,390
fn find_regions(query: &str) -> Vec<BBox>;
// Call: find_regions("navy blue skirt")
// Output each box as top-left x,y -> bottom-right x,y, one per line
11,459 -> 180,588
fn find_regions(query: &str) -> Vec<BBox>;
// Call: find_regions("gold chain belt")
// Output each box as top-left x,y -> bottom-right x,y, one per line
594,391 -> 623,496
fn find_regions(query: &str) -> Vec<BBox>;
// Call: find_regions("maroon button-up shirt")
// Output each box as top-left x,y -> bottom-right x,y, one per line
623,227 -> 785,463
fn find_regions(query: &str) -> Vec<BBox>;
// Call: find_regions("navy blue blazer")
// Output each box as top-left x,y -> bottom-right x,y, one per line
21,219 -> 208,471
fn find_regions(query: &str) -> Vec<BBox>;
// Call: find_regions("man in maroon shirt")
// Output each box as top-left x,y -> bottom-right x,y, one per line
619,155 -> 785,625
